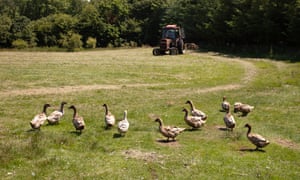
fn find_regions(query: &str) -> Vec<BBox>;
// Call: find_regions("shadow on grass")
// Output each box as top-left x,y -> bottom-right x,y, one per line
45,123 -> 59,126
156,139 -> 176,143
70,131 -> 83,136
239,148 -> 266,153
26,128 -> 40,132
185,128 -> 202,132
113,133 -> 123,138
198,44 -> 300,62
218,127 -> 230,131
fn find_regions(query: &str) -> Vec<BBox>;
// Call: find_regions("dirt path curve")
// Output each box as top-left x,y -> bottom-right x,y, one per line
0,53 -> 257,97
193,52 -> 257,93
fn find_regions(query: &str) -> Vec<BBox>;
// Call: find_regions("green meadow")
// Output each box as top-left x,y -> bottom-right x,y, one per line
0,48 -> 299,179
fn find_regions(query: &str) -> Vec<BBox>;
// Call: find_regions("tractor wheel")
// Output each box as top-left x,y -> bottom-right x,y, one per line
177,39 -> 184,54
152,48 -> 160,56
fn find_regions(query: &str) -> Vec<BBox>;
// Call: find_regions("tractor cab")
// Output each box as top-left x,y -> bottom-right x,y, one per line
153,24 -> 185,55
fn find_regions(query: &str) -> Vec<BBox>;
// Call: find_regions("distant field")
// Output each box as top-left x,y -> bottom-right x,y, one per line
0,48 -> 299,179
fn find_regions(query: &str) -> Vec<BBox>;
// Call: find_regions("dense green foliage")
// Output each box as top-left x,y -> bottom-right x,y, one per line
0,0 -> 299,48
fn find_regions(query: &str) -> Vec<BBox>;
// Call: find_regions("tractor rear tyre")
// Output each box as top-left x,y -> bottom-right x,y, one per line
153,48 -> 160,56
177,39 -> 184,54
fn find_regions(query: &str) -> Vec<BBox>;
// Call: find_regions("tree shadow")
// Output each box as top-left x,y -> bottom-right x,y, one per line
197,44 -> 300,62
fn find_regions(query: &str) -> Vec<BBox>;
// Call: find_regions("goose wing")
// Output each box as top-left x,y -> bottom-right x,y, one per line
222,101 -> 230,111
170,127 -> 185,135
31,113 -> 47,124
73,116 -> 85,128
224,114 -> 235,127
105,114 -> 115,126
165,126 -> 185,135
248,133 -> 269,145
191,109 -> 206,117
118,120 -> 129,132
47,110 -> 63,122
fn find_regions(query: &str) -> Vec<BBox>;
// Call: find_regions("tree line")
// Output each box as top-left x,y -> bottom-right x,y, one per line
0,0 -> 299,49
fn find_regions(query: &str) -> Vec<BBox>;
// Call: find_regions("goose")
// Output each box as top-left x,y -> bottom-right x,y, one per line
30,104 -> 51,130
47,101 -> 67,125
244,123 -> 270,150
118,110 -> 130,136
221,96 -> 230,112
155,118 -> 185,142
234,102 -> 254,116
182,108 -> 206,129
185,100 -> 207,120
103,104 -> 115,129
223,107 -> 236,131
69,105 -> 85,133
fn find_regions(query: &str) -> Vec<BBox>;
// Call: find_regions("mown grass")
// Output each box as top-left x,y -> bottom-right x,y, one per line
0,48 -> 299,179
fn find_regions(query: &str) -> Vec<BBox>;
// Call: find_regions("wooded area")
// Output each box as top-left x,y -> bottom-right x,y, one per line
0,0 -> 299,49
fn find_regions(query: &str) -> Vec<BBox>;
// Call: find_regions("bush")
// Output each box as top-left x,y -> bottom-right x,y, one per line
12,39 -> 28,49
86,37 -> 97,48
60,32 -> 82,51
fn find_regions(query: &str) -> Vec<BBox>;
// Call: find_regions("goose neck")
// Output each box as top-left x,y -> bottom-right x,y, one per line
71,107 -> 77,118
247,126 -> 251,135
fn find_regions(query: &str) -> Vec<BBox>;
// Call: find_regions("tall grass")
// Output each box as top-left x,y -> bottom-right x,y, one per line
0,48 -> 299,179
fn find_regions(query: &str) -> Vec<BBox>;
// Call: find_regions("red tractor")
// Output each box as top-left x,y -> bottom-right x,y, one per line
153,24 -> 185,55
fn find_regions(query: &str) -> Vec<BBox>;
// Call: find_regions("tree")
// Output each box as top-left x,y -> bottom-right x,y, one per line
93,0 -> 131,47
0,15 -> 12,47
32,13 -> 78,47
129,0 -> 168,45
287,0 -> 300,46
77,3 -> 104,47
11,15 -> 36,47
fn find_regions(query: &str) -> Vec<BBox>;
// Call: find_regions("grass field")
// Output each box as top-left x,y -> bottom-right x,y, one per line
0,48 -> 299,179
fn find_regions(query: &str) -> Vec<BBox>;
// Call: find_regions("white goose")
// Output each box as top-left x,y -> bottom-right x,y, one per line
103,104 -> 115,129
118,110 -> 130,136
185,100 -> 207,120
69,105 -> 85,134
223,107 -> 236,131
30,104 -> 51,130
47,101 -> 67,125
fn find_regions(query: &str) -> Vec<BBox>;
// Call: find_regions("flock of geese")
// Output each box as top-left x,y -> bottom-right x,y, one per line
29,102 -> 129,136
29,96 -> 270,151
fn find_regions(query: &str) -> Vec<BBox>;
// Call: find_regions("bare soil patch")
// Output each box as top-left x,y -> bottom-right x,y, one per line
274,138 -> 300,151
155,139 -> 182,148
0,83 -> 169,97
122,149 -> 164,163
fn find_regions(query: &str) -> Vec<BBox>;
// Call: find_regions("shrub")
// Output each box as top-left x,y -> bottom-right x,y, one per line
60,32 -> 82,51
86,37 -> 97,48
12,39 -> 28,49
